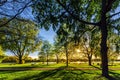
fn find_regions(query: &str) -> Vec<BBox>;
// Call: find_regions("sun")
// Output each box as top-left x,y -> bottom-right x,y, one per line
76,49 -> 81,53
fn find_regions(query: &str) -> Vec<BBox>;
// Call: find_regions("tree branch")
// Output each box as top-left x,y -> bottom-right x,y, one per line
0,1 -> 32,27
0,12 -> 34,22
0,38 -> 21,44
11,50 -> 19,57
0,0 -> 7,6
56,0 -> 99,26
107,11 -> 120,19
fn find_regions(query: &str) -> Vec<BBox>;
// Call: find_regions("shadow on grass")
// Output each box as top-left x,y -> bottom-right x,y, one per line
1,65 -> 120,80
90,65 -> 101,70
109,71 -> 120,80
91,65 -> 120,80
13,66 -> 104,80
0,70 -> 28,80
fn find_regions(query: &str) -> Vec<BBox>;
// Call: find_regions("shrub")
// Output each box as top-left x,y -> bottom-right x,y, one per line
2,56 -> 17,63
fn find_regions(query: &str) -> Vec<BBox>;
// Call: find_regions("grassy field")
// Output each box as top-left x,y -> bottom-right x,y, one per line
0,63 -> 95,68
0,63 -> 120,80
0,63 -> 96,68
0,62 -> 120,68
0,70 -> 120,80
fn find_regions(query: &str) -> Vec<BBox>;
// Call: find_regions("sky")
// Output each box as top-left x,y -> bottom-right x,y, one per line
40,27 -> 56,44
29,27 -> 56,59
6,28 -> 56,59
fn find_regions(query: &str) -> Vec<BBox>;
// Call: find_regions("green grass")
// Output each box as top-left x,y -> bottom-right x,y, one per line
0,70 -> 106,80
0,70 -> 120,80
0,63 -> 120,80
108,64 -> 120,68
1,62 -> 120,69
0,63 -> 97,68
0,71 -> 42,80
0,62 -> 120,69
0,63 -> 66,68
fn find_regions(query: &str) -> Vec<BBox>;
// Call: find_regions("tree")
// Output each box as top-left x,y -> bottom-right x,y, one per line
39,52 -> 46,64
80,28 -> 100,65
56,23 -> 73,67
2,56 -> 17,63
50,43 -> 60,64
39,40 -> 52,65
53,36 -> 68,64
0,46 -> 5,63
107,27 -> 120,65
0,0 -> 33,27
0,19 -> 41,64
32,0 -> 120,78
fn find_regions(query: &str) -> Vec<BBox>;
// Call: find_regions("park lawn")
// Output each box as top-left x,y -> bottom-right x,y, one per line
0,63 -> 120,80
0,63 -> 66,68
108,64 -> 120,68
0,70 -> 108,80
0,63 -> 98,68
0,62 -> 120,69
0,70 -> 120,80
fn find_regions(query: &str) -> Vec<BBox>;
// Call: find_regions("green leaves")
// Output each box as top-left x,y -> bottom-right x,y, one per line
40,40 -> 52,55
0,19 -> 41,61
0,46 -> 5,62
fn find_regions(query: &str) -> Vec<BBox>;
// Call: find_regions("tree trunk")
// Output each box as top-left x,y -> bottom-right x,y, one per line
42,61 -> 44,64
18,56 -> 23,64
65,46 -> 68,67
100,25 -> 109,77
56,54 -> 59,64
46,54 -> 48,65
99,0 -> 109,78
42,57 -> 45,64
88,56 -> 92,66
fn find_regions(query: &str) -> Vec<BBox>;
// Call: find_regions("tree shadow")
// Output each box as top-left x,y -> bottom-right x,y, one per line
109,71 -> 120,80
1,65 -> 119,80
14,67 -> 64,80
13,66 -> 103,80
91,65 -> 120,80
90,65 -> 101,70
0,70 -> 28,80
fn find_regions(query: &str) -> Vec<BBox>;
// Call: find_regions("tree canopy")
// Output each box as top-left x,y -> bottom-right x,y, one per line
0,45 -> 5,63
0,19 -> 41,64
32,0 -> 120,78
0,0 -> 119,78
39,40 -> 52,65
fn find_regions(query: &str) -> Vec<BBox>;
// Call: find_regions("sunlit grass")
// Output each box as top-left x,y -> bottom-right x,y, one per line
0,63 -> 66,68
0,62 -> 120,80
0,63 -> 99,68
0,62 -> 120,68
0,71 -> 42,80
0,70 -> 104,80
0,70 -> 120,80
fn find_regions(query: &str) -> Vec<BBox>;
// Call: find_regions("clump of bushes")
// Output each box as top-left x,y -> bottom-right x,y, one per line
2,56 -> 17,63
2,56 -> 39,63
